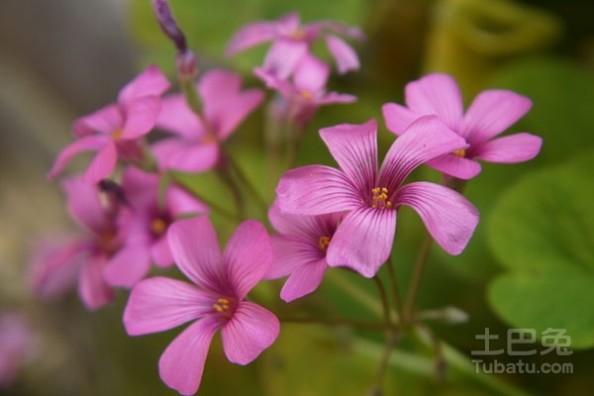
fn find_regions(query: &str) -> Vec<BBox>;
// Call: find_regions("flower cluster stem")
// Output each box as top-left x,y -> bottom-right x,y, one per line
404,232 -> 433,324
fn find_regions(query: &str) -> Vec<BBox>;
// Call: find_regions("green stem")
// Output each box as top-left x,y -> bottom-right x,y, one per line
179,76 -> 202,116
386,256 -> 404,326
224,149 -> 269,217
170,174 -> 242,223
279,317 -> 391,331
216,166 -> 246,220
404,232 -> 433,323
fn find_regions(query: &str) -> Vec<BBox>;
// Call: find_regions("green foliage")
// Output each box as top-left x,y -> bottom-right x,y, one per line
487,152 -> 594,349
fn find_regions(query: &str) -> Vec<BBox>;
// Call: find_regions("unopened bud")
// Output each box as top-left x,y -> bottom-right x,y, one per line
151,0 -> 187,53
176,50 -> 198,80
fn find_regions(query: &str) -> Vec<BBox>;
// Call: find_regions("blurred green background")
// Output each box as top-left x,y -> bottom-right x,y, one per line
1,0 -> 593,395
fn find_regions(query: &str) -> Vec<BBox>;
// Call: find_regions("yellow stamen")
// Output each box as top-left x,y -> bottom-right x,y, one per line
301,90 -> 314,100
371,187 -> 393,209
212,297 -> 230,313
453,148 -> 467,157
318,236 -> 331,251
290,29 -> 306,40
150,218 -> 168,236
112,129 -> 123,140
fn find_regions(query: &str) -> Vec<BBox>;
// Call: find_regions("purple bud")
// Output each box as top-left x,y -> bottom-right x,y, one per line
151,0 -> 187,53
176,50 -> 198,80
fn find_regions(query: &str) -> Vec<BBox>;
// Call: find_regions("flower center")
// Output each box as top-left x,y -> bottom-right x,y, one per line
150,218 -> 169,237
318,235 -> 331,251
212,297 -> 236,318
453,148 -> 467,157
371,187 -> 393,209
300,90 -> 314,100
290,28 -> 306,40
112,128 -> 124,140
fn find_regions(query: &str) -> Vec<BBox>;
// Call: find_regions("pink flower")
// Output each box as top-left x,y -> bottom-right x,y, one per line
29,176 -> 136,309
266,203 -> 343,302
48,66 -> 170,183
382,73 -> 543,180
103,167 -> 208,287
276,117 -> 479,278
123,217 -> 279,395
255,54 -> 356,126
226,12 -> 364,78
0,312 -> 36,388
153,69 -> 263,173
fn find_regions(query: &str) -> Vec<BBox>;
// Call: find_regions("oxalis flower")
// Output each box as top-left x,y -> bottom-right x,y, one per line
255,54 -> 356,127
103,166 -> 208,288
382,73 -> 543,180
48,66 -> 170,183
276,117 -> 479,278
123,217 -> 279,395
153,69 -> 263,173
226,12 -> 364,78
266,202 -> 344,302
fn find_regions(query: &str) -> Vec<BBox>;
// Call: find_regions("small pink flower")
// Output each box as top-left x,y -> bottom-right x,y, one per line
124,217 -> 279,395
48,66 -> 170,183
226,12 -> 364,78
382,73 -> 543,179
152,69 -> 263,173
0,312 -> 36,388
276,117 -> 479,278
255,54 -> 356,126
29,176 -> 136,309
103,167 -> 208,288
266,202 -> 343,302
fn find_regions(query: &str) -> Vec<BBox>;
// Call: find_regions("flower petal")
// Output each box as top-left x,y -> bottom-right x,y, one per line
103,242 -> 151,288
379,116 -> 467,188
225,21 -> 276,56
426,154 -> 482,180
78,254 -> 114,310
121,166 -> 158,211
462,89 -> 532,143
473,133 -> 543,163
319,119 -> 378,192
118,65 -> 170,104
152,139 -> 219,173
167,217 -> 225,292
167,185 -> 208,218
276,165 -> 361,215
124,277 -> 213,335
326,207 -> 396,278
325,34 -> 360,74
293,54 -> 329,94
396,182 -> 478,255
268,201 -> 327,240
121,96 -> 161,139
157,94 -> 206,138
73,104 -> 122,137
316,92 -> 357,105
83,140 -> 118,184
27,238 -> 85,299
221,302 -> 279,365
61,176 -> 108,233
48,135 -> 109,180
382,102 -> 423,135
266,235 -> 321,279
405,73 -> 464,131
280,258 -> 328,302
199,70 -> 263,138
151,236 -> 174,268
263,39 -> 308,79
159,316 -> 220,396
224,220 -> 273,299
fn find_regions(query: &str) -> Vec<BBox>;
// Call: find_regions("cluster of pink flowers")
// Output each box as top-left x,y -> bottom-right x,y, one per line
28,5 -> 542,396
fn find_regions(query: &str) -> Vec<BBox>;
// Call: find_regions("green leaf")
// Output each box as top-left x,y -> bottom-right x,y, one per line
487,151 -> 594,349
489,271 -> 594,349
